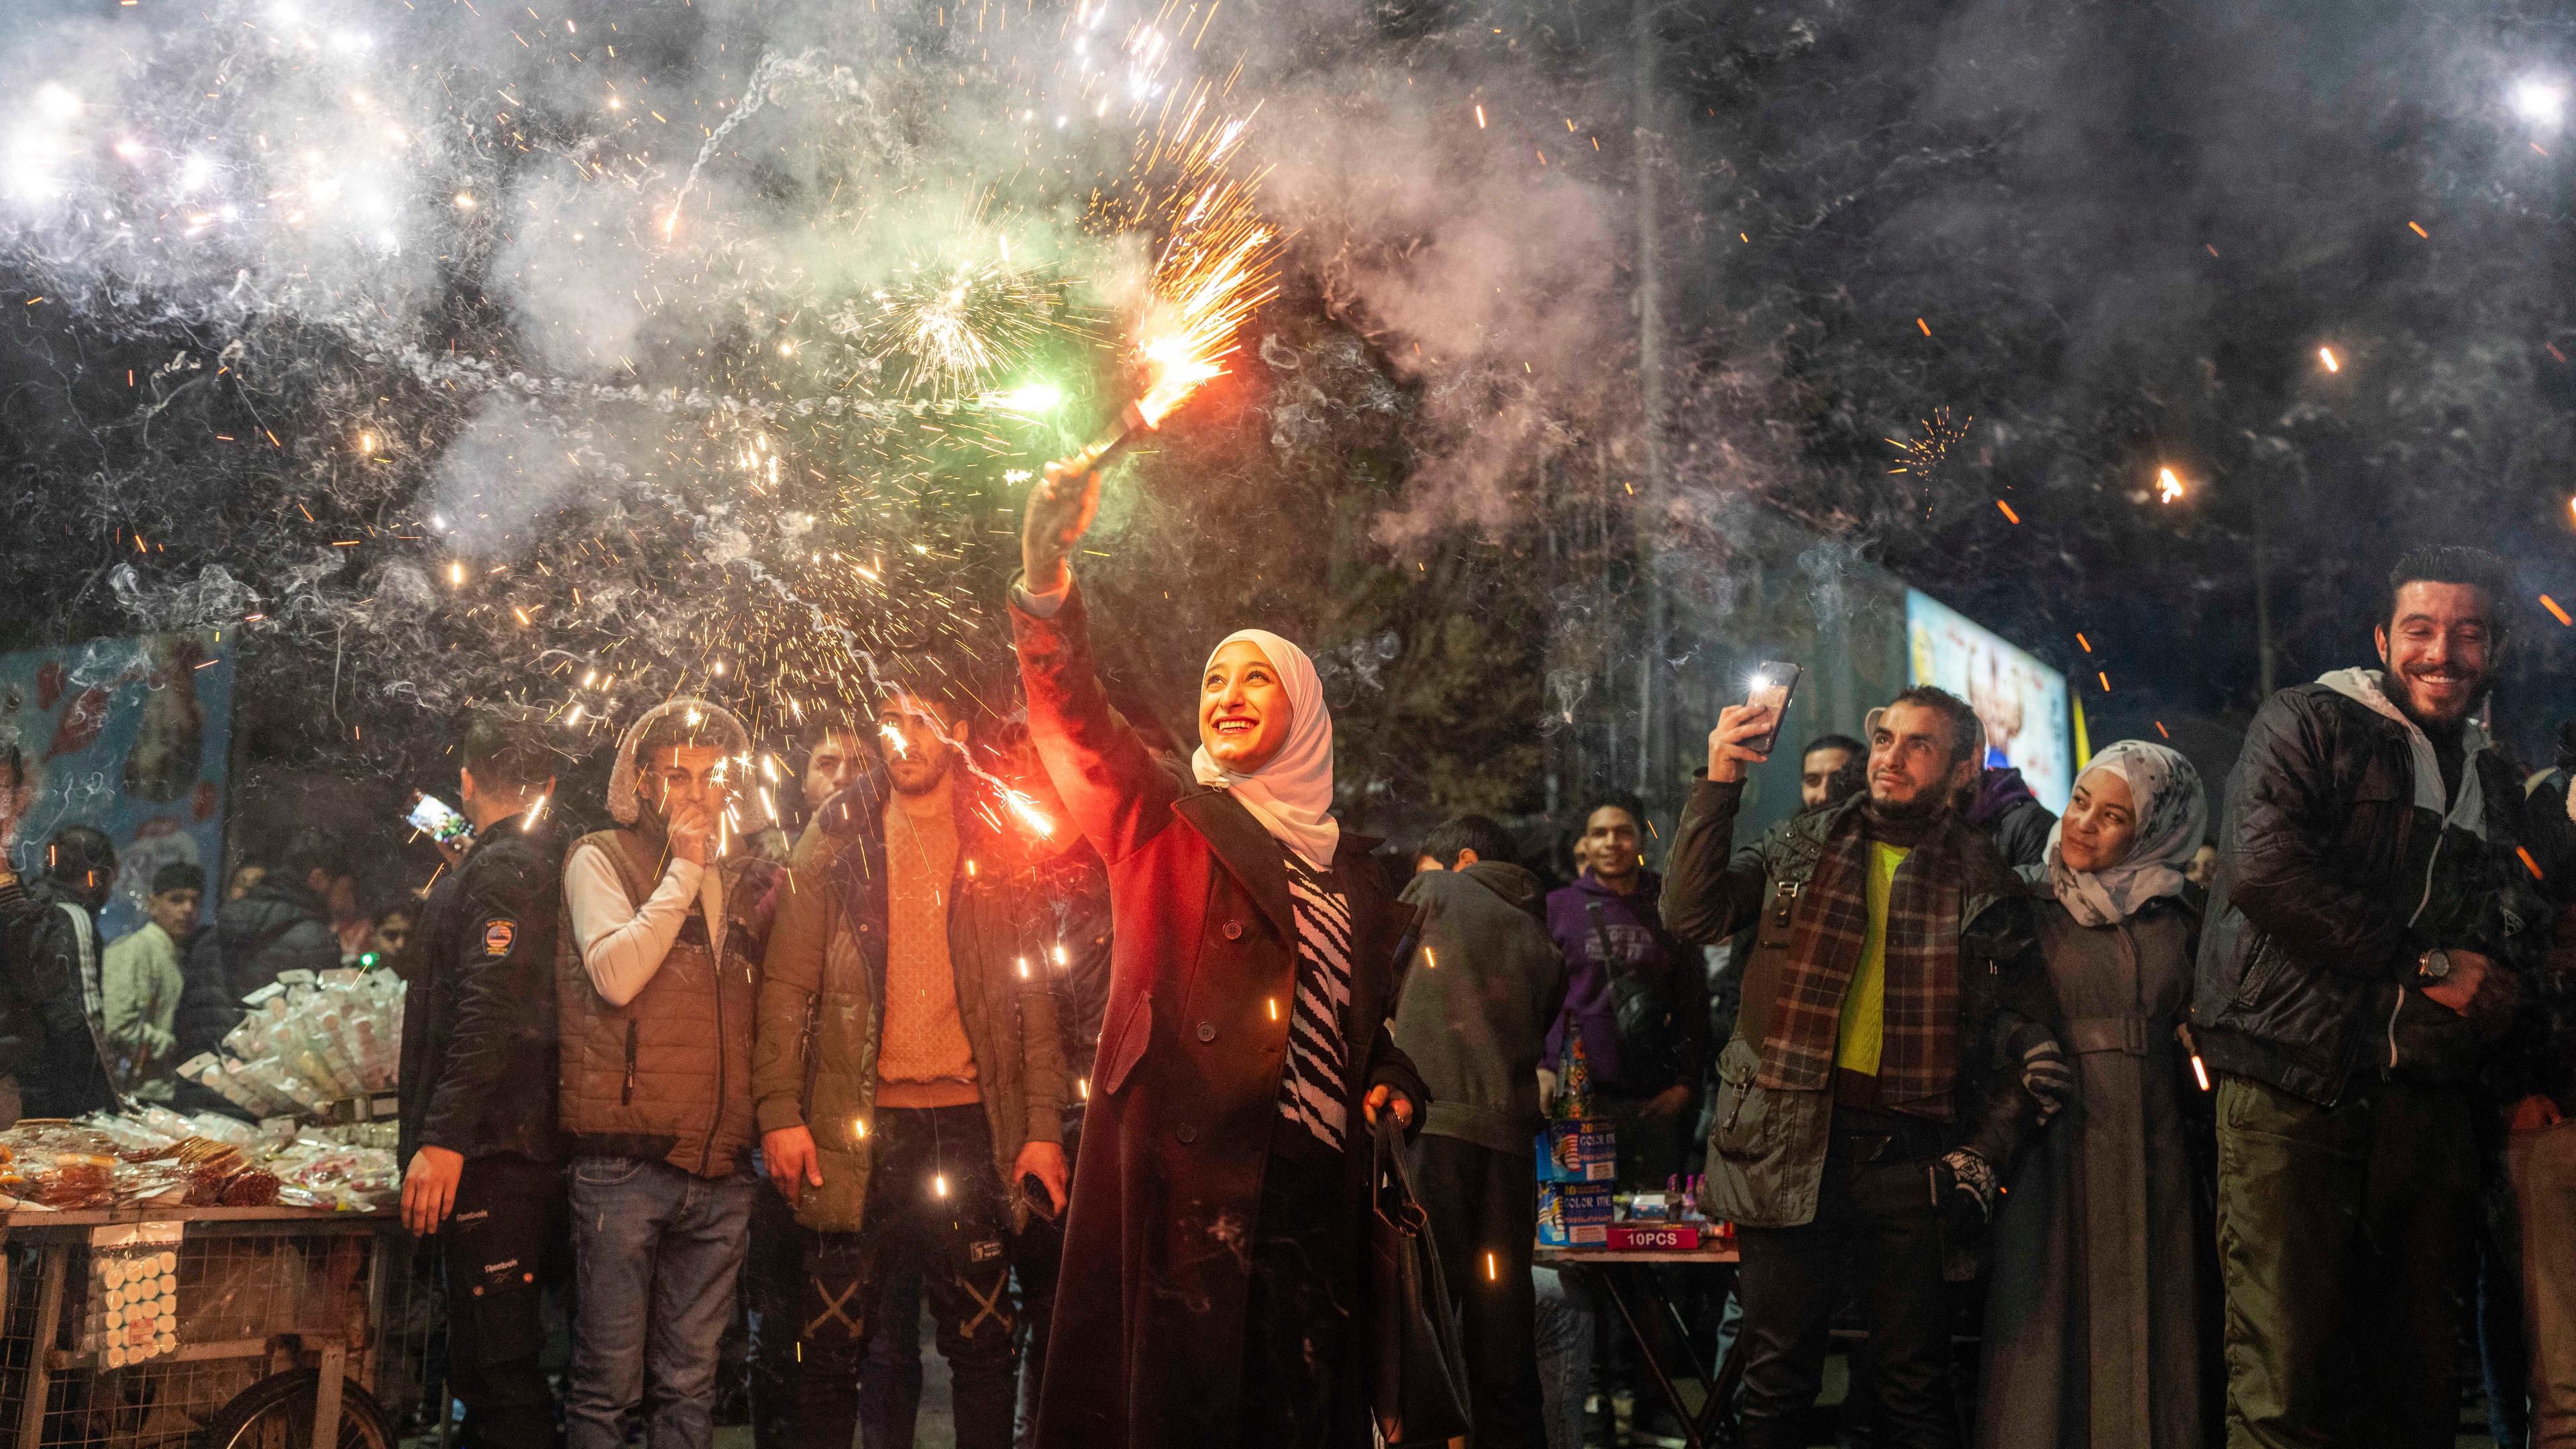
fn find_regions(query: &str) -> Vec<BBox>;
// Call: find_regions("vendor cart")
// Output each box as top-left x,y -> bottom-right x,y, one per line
0,1202 -> 402,1449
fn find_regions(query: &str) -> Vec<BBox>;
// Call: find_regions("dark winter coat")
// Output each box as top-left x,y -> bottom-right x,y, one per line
1969,767 -> 2057,871
1,878 -> 117,1119
397,814 -> 564,1165
1392,859 -> 1567,1154
0,880 -> 50,1085
1980,891 -> 2209,1449
2191,683 -> 2567,1107
1543,869 -> 1709,1099
1660,777 -> 2056,1233
176,877 -> 343,1065
1012,582 -> 1428,1449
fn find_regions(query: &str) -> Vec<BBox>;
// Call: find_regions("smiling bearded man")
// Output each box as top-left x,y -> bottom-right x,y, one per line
2193,545 -> 2576,1449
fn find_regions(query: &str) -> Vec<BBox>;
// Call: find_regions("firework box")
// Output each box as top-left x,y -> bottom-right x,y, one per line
1537,1183 -> 1615,1247
1606,1223 -> 1702,1252
1535,1120 -> 1617,1184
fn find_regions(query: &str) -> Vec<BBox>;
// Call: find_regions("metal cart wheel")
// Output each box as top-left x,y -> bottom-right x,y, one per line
197,1368 -> 394,1449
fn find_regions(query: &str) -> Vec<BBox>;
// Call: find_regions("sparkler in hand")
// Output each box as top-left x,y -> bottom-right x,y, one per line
1062,168 -> 1282,475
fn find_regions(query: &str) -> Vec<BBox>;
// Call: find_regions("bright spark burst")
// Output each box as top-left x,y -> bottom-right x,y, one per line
1001,787 -> 1057,838
1885,407 -> 1973,481
1113,103 -> 1283,426
2157,466 -> 2186,504
863,254 -> 1075,396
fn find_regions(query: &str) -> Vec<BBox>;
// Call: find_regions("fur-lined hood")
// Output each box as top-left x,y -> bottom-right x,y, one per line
606,696 -> 751,826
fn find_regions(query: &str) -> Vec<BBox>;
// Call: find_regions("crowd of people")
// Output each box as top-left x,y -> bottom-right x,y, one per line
0,450 -> 2570,1449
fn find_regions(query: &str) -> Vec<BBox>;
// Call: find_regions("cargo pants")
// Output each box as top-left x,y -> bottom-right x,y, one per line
2213,1073 -> 2477,1449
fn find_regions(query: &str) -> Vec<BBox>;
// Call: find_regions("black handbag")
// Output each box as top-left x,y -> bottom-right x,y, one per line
1369,1113 -> 1472,1446
1589,899 -> 1683,1090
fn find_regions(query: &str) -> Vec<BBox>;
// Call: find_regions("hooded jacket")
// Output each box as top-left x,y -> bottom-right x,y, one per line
557,698 -> 769,1177
2191,674 -> 2568,1106
1544,869 -> 1709,1098
751,762 -> 1067,1234
1391,860 -> 1568,1153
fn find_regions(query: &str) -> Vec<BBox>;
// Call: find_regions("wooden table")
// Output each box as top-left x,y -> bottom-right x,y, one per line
1536,1239 -> 1742,1449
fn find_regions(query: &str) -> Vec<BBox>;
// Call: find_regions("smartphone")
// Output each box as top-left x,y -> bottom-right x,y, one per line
1744,662 -> 1803,757
1021,1171 -> 1060,1222
407,792 -> 474,848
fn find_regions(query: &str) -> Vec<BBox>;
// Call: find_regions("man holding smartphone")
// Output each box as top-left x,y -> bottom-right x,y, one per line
396,710 -> 566,1449
1662,686 -> 2061,1449
752,685 -> 1067,1449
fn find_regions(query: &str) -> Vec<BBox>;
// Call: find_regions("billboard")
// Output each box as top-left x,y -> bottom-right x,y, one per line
0,629 -> 236,940
1905,590 -> 2073,812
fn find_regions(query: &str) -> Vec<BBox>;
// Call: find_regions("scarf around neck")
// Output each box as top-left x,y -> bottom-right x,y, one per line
1190,629 -> 1340,870
2045,740 -> 2207,928
1758,806 -> 1967,1118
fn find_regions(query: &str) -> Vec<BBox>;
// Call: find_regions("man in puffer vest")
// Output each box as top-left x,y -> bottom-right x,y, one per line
559,698 -> 773,1449
753,686 -> 1068,1449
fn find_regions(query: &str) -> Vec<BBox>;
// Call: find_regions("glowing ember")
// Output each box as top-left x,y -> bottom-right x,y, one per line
1001,787 -> 1057,839
2318,346 -> 2340,372
2156,466 -> 2186,504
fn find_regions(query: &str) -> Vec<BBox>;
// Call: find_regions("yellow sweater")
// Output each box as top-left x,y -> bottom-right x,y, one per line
1834,842 -> 1911,1076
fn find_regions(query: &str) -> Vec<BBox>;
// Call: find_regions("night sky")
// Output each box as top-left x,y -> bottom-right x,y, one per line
3,0 -> 2573,841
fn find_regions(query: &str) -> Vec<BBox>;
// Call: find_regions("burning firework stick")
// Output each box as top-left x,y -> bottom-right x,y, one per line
1061,399 -> 1157,478
1052,159 -> 1281,479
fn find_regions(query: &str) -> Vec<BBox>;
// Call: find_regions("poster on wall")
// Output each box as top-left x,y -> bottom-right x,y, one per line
1905,590 -> 2073,812
0,629 -> 234,941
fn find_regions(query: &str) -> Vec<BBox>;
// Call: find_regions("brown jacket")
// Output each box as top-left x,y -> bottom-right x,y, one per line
556,828 -> 765,1178
751,769 -> 1066,1234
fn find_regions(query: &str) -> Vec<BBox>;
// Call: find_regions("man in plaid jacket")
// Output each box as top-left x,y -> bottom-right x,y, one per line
1662,685 -> 2064,1449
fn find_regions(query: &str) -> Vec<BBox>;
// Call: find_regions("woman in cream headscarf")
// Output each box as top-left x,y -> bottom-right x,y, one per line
1980,740 -> 2214,1449
1005,457 -> 1428,1449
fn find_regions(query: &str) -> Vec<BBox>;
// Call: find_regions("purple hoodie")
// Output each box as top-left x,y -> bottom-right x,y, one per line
1542,869 -> 1709,1098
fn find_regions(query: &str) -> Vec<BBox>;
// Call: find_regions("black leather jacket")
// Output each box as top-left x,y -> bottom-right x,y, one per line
2191,683 -> 2569,1107
396,816 -> 564,1163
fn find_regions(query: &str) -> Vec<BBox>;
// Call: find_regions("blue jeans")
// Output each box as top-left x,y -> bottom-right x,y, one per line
1534,1266 -> 1599,1449
565,1156 -> 757,1449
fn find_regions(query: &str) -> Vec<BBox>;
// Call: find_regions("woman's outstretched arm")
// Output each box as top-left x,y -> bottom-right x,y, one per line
1012,459 -> 1183,863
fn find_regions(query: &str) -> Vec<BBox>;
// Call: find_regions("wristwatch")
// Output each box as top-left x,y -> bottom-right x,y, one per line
2418,948 -> 2454,984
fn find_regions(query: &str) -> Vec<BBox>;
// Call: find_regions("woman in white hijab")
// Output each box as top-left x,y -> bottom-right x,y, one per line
1005,457 -> 1428,1449
1980,741 -> 2215,1449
